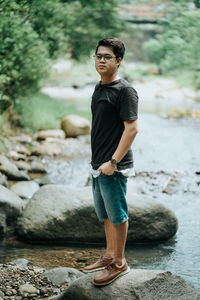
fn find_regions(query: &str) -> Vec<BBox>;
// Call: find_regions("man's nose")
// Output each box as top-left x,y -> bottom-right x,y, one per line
99,56 -> 106,62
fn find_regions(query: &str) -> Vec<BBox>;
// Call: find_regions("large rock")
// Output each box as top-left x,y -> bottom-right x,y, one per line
15,161 -> 31,171
0,211 -> 6,236
58,269 -> 200,300
0,184 -> 24,237
37,129 -> 65,140
31,141 -> 61,156
0,155 -> 30,180
17,185 -> 178,243
10,181 -> 40,199
42,267 -> 83,286
0,172 -> 7,187
29,161 -> 47,173
61,115 -> 91,137
0,185 -> 24,217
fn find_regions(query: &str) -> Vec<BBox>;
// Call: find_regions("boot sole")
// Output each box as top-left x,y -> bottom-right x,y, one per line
93,267 -> 130,286
82,266 -> 106,273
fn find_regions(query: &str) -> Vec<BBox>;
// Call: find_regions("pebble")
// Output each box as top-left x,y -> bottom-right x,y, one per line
0,263 -> 69,299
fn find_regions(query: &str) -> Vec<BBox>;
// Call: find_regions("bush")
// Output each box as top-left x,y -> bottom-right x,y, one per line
142,10 -> 200,88
0,14 -> 49,104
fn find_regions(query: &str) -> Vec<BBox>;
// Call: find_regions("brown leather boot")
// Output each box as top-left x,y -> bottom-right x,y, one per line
93,261 -> 130,286
83,255 -> 113,273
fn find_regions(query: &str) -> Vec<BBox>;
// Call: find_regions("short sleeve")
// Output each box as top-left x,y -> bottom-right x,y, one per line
118,87 -> 139,121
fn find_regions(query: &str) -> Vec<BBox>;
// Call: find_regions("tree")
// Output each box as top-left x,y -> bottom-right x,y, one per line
143,10 -> 200,88
0,0 -> 123,105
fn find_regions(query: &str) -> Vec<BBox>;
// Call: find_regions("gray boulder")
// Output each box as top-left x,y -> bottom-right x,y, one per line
29,161 -> 47,173
17,185 -> 178,243
0,172 -> 7,187
0,211 -> 6,236
15,160 -> 31,171
0,184 -> 24,237
10,181 -> 40,199
0,155 -> 30,180
42,267 -> 83,286
0,185 -> 24,217
10,258 -> 30,268
58,269 -> 200,300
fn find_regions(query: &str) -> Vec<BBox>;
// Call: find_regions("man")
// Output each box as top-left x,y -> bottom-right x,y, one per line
83,38 -> 139,286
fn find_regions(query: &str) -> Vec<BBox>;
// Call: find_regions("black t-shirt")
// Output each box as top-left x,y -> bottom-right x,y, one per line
91,78 -> 139,170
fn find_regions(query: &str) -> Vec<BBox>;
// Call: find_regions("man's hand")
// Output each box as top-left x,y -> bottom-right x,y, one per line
98,161 -> 116,175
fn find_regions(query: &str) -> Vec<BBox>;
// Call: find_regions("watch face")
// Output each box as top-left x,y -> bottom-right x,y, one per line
111,159 -> 117,165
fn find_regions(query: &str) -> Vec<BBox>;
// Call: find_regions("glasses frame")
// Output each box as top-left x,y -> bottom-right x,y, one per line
93,54 -> 117,62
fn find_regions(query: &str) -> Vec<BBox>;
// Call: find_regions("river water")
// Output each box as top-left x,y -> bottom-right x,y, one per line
0,89 -> 200,289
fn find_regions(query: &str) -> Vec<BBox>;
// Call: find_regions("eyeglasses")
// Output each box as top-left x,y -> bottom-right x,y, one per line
93,54 -> 116,62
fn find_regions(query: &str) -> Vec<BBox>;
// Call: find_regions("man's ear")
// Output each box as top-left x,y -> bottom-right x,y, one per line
117,57 -> 122,67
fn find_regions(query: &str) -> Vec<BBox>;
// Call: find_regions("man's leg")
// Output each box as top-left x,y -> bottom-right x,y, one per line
93,173 -> 130,285
93,218 -> 130,286
113,220 -> 128,266
104,219 -> 115,258
104,219 -> 128,265
83,177 -> 113,273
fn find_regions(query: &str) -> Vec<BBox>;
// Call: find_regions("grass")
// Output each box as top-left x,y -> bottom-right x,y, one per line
15,92 -> 91,133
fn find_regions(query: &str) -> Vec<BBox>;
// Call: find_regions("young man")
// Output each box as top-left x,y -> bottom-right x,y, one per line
83,38 -> 139,286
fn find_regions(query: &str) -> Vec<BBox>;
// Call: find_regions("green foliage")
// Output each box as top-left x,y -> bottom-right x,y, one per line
0,0 -> 123,110
15,93 -> 91,132
63,0 -> 123,60
0,14 -> 49,104
143,10 -> 200,89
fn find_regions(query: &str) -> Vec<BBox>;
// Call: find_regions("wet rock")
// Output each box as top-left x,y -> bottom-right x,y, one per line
7,150 -> 27,161
35,175 -> 55,186
29,161 -> 47,173
0,172 -> 8,187
10,134 -> 33,145
61,115 -> 91,137
10,181 -> 40,199
42,267 -> 83,286
32,142 -> 61,156
15,161 -> 31,171
19,283 -> 39,296
0,290 -> 4,298
58,269 -> 200,300
162,176 -> 179,195
17,185 -> 178,243
0,155 -> 30,180
15,145 -> 31,156
0,184 -> 23,219
37,129 -> 66,140
0,211 -> 6,237
11,259 -> 30,268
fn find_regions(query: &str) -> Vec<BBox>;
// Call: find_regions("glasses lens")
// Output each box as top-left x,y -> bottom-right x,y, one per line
94,55 -> 114,61
104,55 -> 112,60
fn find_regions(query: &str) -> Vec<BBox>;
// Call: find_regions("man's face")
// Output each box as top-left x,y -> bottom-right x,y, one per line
95,46 -> 121,77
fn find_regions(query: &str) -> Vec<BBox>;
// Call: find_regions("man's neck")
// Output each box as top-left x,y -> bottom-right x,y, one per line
100,73 -> 119,85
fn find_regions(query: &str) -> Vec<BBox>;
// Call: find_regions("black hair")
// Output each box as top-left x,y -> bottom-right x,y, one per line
95,38 -> 125,59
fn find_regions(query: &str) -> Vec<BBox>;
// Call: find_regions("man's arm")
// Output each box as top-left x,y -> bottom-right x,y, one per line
98,119 -> 138,175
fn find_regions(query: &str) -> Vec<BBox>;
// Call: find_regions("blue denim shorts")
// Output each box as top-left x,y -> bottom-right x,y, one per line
92,172 -> 128,225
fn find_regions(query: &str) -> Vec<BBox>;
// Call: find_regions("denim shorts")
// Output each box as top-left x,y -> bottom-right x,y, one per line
92,172 -> 128,225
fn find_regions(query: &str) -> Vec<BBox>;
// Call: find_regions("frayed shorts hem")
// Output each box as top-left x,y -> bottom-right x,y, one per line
98,217 -> 128,226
